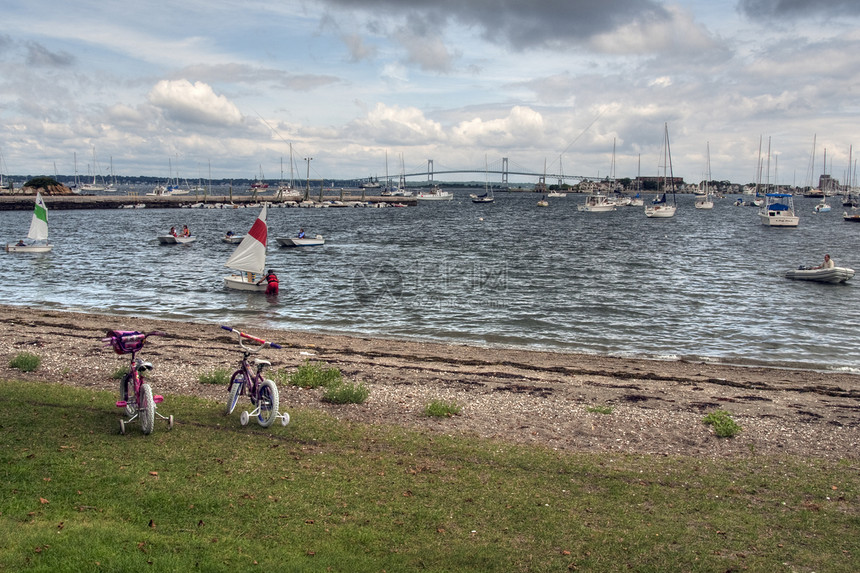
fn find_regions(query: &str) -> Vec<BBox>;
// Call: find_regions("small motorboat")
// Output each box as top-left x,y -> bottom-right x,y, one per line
785,266 -> 855,283
276,234 -> 325,247
221,233 -> 244,244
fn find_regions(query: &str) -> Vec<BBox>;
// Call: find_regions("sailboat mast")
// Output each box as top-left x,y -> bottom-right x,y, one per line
665,123 -> 676,203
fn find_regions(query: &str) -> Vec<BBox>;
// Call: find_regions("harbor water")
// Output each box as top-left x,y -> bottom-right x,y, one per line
2,191 -> 859,373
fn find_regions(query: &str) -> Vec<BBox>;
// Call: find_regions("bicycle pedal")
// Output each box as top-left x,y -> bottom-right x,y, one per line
116,401 -> 127,408
153,395 -> 164,403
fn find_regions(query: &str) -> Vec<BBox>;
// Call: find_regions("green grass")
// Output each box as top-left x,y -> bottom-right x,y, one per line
321,380 -> 370,404
703,409 -> 742,438
110,366 -> 129,380
197,368 -> 230,385
586,405 -> 614,415
283,360 -> 343,389
425,400 -> 462,417
8,352 -> 41,372
0,379 -> 858,572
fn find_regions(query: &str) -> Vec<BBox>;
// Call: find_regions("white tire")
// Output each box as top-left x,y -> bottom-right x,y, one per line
140,384 -> 155,435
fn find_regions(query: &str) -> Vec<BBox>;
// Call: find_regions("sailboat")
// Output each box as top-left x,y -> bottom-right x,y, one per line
645,123 -> 677,218
471,156 -> 495,204
758,138 -> 799,227
813,137 -> 831,212
695,143 -> 715,209
224,205 -> 269,291
579,140 -> 617,212
6,192 -> 52,253
80,147 -> 106,193
630,154 -> 644,206
547,155 -> 567,197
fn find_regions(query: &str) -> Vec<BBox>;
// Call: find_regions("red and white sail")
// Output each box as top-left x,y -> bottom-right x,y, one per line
224,205 -> 267,274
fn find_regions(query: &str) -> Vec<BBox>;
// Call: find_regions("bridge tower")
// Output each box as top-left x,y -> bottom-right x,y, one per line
502,157 -> 508,185
427,159 -> 434,182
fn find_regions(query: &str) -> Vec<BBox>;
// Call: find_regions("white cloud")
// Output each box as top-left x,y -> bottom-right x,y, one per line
350,103 -> 446,143
147,79 -> 243,126
451,106 -> 545,148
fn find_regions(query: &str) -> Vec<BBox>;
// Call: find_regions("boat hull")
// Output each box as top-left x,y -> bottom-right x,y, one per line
785,266 -> 855,283
6,243 -> 52,253
644,205 -> 676,218
158,235 -> 196,245
276,235 -> 325,247
759,213 -> 799,226
415,194 -> 453,201
222,235 -> 244,244
224,274 -> 267,291
578,204 -> 616,212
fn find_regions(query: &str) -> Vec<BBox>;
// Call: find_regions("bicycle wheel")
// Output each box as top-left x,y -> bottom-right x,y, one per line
140,384 -> 155,435
256,380 -> 279,428
226,372 -> 244,414
120,373 -> 135,417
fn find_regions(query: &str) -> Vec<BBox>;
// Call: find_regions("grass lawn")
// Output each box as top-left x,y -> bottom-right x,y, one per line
0,380 -> 857,572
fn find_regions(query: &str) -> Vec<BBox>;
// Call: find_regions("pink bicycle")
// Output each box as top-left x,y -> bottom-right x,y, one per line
104,330 -> 174,435
221,325 -> 290,428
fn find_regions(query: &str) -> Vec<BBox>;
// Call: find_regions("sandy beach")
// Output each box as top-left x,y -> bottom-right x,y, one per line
1,304 -> 857,459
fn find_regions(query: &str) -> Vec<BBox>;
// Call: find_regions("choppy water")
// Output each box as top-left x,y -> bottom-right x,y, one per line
3,191 -> 859,372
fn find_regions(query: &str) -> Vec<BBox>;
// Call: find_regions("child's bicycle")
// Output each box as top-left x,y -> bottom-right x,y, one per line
221,325 -> 290,428
103,330 -> 174,435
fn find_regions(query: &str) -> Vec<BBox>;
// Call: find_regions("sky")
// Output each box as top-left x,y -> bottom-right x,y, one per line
1,0 -> 860,187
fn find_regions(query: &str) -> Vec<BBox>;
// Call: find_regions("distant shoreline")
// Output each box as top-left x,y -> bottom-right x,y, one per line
0,193 -> 417,210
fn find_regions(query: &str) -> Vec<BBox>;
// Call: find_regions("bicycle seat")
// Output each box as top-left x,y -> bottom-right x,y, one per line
136,361 -> 154,372
253,358 -> 271,367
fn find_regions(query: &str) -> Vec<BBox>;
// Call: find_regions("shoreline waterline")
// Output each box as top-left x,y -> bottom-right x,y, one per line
17,301 -> 860,377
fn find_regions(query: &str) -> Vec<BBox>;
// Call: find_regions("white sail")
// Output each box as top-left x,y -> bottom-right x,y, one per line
27,193 -> 49,241
224,205 -> 267,274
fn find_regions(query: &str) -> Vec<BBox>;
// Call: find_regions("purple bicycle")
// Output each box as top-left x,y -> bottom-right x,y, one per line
222,325 -> 290,428
104,330 -> 174,435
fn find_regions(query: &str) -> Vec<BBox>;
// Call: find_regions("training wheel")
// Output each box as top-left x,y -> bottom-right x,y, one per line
168,415 -> 174,430
240,411 -> 250,426
280,412 -> 290,426
119,419 -> 126,435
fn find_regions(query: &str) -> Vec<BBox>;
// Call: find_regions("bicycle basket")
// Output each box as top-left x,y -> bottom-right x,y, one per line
104,330 -> 146,355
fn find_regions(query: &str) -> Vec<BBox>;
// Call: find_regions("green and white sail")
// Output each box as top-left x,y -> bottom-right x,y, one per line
27,192 -> 49,242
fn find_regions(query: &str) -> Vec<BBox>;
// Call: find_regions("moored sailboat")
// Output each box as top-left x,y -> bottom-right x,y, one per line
645,124 -> 677,218
695,143 -> 715,210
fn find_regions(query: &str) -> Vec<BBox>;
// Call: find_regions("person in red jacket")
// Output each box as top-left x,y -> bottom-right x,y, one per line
257,269 -> 279,295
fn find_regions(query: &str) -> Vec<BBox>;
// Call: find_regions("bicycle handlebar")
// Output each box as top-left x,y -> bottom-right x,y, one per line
220,325 -> 281,351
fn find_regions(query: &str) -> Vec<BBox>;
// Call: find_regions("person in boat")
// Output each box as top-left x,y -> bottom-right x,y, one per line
225,230 -> 234,239
813,254 -> 834,269
297,228 -> 305,239
182,225 -> 190,237
16,239 -> 25,246
169,226 -> 177,237
257,269 -> 279,295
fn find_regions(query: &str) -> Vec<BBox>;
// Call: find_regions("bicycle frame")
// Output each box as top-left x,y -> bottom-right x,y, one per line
222,325 -> 289,427
105,330 -> 174,435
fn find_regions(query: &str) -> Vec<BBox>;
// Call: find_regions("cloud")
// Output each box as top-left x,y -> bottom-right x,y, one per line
174,64 -> 341,92
588,5 -> 720,56
147,79 -> 243,126
26,42 -> 75,67
451,106 -> 545,148
349,102 -> 445,143
738,0 -> 857,19
342,33 -> 377,62
321,0 -> 671,51
395,26 -> 458,72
